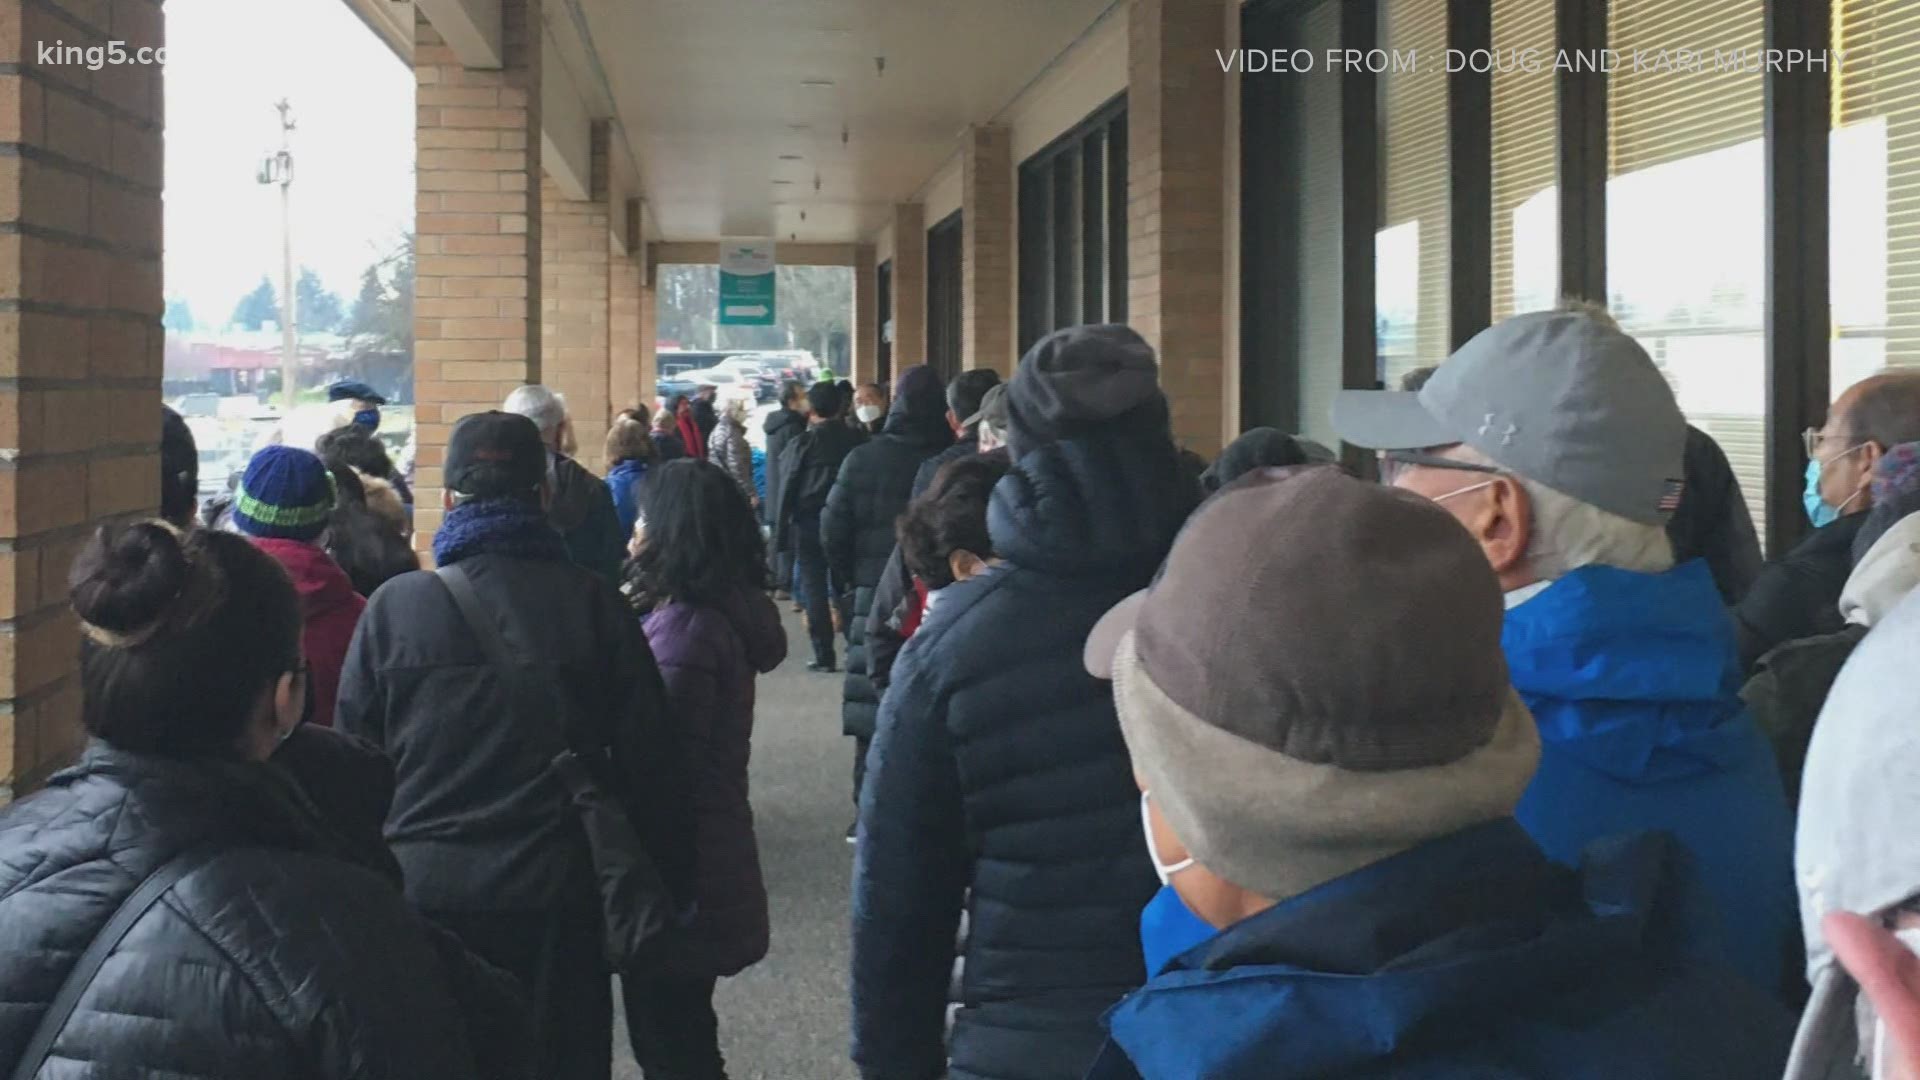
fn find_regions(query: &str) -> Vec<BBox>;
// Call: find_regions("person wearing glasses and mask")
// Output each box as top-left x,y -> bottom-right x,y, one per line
1731,373 -> 1920,672
1333,308 -> 1797,1000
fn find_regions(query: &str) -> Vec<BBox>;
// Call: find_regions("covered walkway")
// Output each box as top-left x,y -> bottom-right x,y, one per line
613,607 -> 854,1080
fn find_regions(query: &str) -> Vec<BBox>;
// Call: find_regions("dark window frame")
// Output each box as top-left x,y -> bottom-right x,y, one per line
1018,94 -> 1129,354
926,211 -> 964,383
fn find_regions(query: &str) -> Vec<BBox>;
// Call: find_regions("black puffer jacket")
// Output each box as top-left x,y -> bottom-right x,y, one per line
762,406 -> 808,533
866,435 -> 983,697
336,552 -> 693,915
850,432 -> 1198,1080
824,380 -> 954,740
0,744 -> 516,1079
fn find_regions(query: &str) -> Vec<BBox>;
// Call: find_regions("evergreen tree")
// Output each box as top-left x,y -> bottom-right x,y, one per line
230,276 -> 279,331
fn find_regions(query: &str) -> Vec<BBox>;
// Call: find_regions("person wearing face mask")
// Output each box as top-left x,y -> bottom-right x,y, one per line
328,379 -> 387,432
228,445 -> 365,729
850,327 -> 1198,1080
1732,373 -> 1920,671
1787,588 -> 1920,1080
337,411 -> 692,1080
1333,309 -> 1797,997
853,382 -> 890,434
892,450 -> 1011,638
0,521 -> 515,1079
823,366 -> 952,827
1082,466 -> 1795,1080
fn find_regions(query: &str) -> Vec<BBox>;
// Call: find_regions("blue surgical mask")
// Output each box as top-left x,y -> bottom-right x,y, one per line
1803,459 -> 1838,529
353,408 -> 380,431
1140,885 -> 1218,976
1805,446 -> 1868,527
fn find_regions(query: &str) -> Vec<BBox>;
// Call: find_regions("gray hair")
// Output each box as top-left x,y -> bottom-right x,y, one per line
1448,445 -> 1674,579
503,384 -> 568,437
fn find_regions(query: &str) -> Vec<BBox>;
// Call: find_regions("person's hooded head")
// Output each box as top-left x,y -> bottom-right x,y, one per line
1004,324 -> 1170,459
884,365 -> 950,442
1201,428 -> 1313,494
1333,310 -> 1683,593
1084,467 -> 1539,930
1789,588 -> 1920,1079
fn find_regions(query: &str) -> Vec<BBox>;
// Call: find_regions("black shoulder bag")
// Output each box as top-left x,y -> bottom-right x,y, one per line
435,564 -> 676,968
10,845 -> 219,1080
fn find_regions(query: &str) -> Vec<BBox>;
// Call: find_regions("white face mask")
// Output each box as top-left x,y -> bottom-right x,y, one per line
1870,927 -> 1920,1079
856,404 -> 883,424
1140,791 -> 1194,885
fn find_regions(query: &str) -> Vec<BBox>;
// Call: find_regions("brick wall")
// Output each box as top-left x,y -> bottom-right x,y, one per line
539,173 -> 610,473
609,232 -> 643,419
1129,0 -> 1230,458
0,0 -> 166,799
889,203 -> 927,370
412,0 -> 542,555
852,246 -> 877,384
962,125 -> 1015,375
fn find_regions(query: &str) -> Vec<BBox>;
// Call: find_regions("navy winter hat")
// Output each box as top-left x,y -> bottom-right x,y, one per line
234,445 -> 336,542
327,380 -> 385,405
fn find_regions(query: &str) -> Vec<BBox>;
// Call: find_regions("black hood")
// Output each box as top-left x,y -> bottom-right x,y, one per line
764,406 -> 806,439
988,431 -> 1197,579
882,365 -> 954,447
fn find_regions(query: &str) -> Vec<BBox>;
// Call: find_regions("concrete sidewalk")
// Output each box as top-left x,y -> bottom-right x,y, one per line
615,605 -> 856,1079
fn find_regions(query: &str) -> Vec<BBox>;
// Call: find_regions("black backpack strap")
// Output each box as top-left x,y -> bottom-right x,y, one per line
436,563 -> 514,669
11,845 -> 218,1080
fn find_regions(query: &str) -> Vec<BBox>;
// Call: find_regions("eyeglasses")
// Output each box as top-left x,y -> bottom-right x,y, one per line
1378,450 -> 1506,487
1804,427 -> 1865,459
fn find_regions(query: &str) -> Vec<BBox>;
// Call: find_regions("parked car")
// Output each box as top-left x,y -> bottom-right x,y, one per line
676,368 -> 758,407
656,372 -> 699,406
714,358 -> 778,401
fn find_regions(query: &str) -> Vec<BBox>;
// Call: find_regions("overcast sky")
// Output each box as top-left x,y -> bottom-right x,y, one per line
163,0 -> 414,329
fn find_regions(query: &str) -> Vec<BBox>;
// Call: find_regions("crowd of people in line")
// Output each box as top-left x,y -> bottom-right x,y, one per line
7,302 -> 1920,1080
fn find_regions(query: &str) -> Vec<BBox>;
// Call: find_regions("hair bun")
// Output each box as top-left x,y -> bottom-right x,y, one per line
69,521 -> 191,639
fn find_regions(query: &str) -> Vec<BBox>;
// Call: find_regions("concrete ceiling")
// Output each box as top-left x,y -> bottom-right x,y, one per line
576,0 -> 1116,243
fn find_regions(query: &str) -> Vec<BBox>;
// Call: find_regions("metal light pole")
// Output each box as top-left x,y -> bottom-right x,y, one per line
258,101 -> 297,411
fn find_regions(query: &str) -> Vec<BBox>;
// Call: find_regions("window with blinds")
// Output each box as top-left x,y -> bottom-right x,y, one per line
1608,0 -> 1767,544
1832,0 -> 1920,396
1490,0 -> 1556,320
1378,0 -> 1449,389
1016,99 -> 1128,355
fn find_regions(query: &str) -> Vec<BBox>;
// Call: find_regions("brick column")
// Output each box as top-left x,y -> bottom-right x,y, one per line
962,126 -> 1015,376
540,170 -> 610,473
889,203 -> 927,371
413,0 -> 542,554
1129,0 -> 1230,457
638,269 -> 658,411
851,245 -> 877,385
609,235 -> 643,416
0,0 -> 166,798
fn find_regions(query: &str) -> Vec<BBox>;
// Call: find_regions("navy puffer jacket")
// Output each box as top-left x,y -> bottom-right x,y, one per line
824,372 -> 954,740
850,430 -> 1199,1080
0,744 -> 519,1079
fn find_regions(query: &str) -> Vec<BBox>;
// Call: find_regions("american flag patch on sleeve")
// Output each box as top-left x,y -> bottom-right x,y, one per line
1658,478 -> 1684,513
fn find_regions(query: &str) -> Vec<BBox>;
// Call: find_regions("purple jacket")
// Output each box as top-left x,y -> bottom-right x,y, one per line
644,586 -> 788,977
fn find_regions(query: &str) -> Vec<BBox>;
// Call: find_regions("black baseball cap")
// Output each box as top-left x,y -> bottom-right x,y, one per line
444,411 -> 547,497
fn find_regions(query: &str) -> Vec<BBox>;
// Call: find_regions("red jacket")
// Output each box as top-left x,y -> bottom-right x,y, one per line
676,404 -> 707,460
253,538 -> 367,728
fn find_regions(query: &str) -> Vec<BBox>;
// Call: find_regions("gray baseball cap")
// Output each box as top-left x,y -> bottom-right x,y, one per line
1331,310 -> 1686,525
